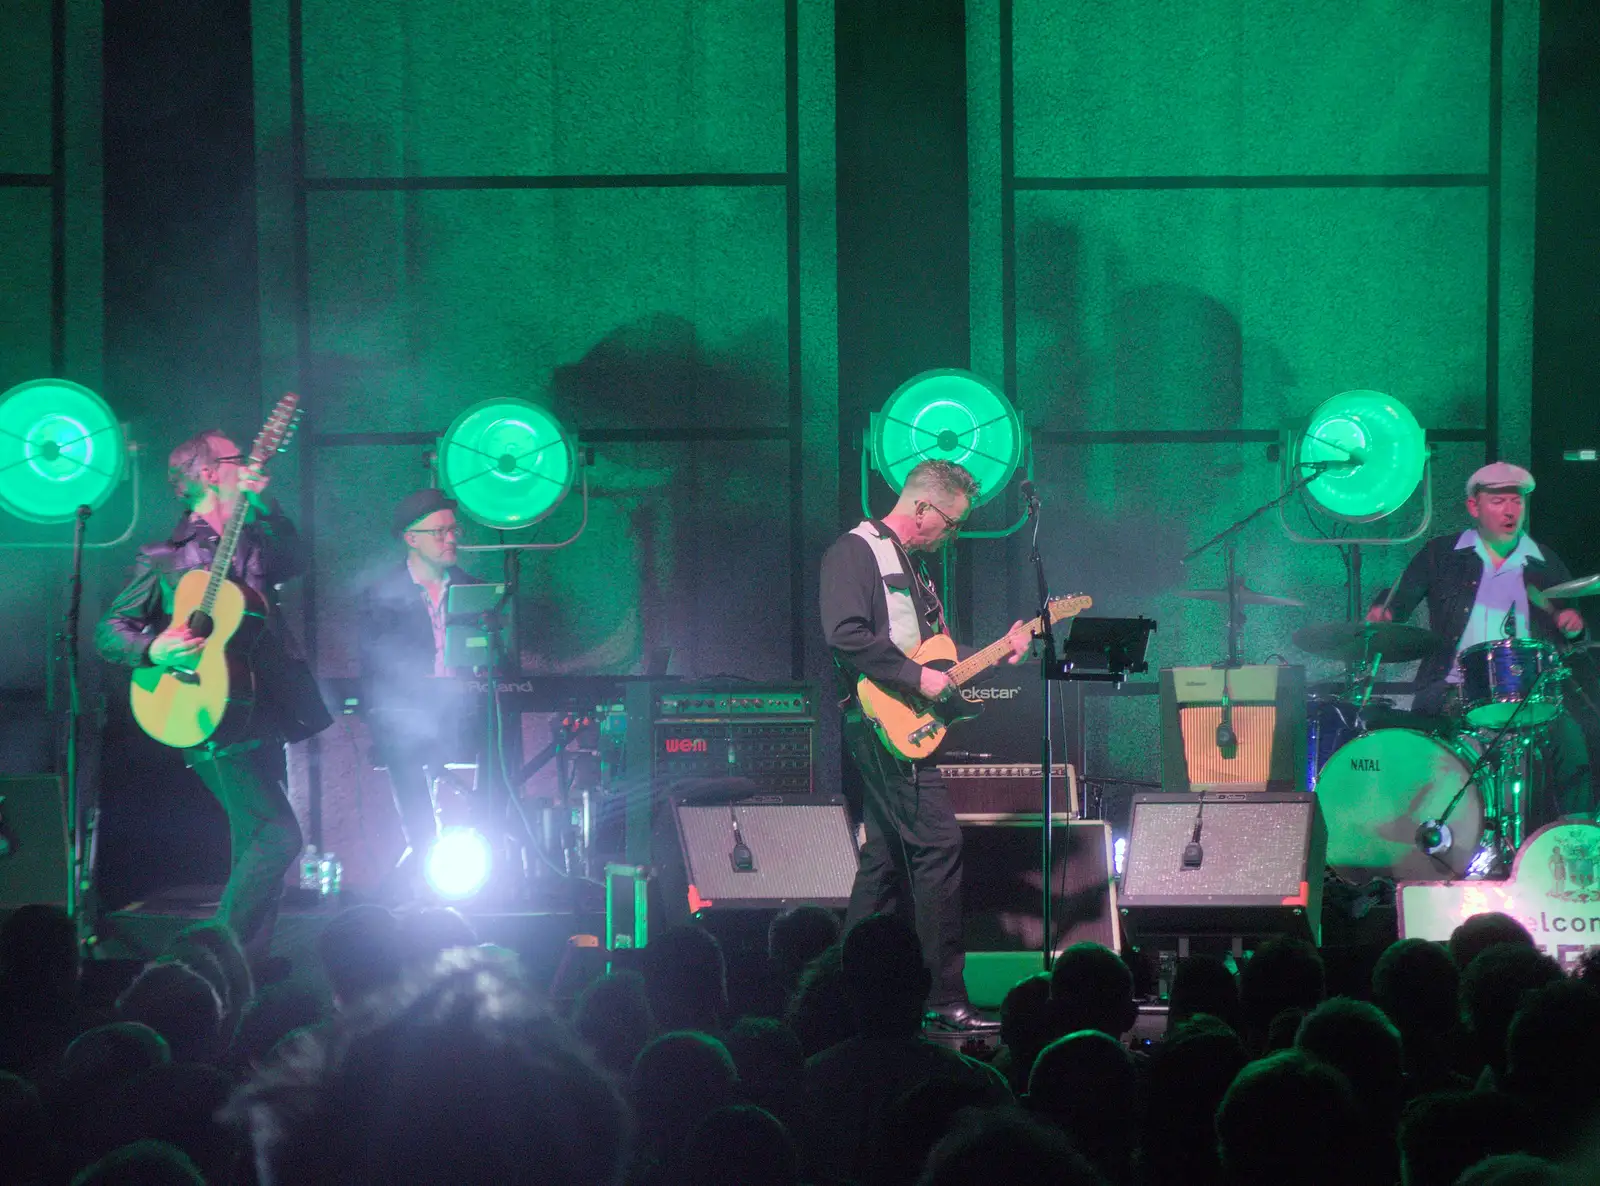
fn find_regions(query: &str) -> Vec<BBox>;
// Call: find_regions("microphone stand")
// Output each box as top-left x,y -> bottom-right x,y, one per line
64,505 -> 97,952
1023,487 -> 1061,971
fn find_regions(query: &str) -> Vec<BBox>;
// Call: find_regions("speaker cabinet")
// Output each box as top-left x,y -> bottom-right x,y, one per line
957,815 -> 1119,955
0,775 -> 68,909
1118,791 -> 1325,943
1160,665 -> 1306,792
656,792 -> 859,918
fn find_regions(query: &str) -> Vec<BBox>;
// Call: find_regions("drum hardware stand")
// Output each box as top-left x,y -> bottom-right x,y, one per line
1420,664 -> 1566,879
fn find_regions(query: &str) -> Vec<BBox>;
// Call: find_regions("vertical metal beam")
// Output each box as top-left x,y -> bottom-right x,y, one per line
1486,0 -> 1504,463
288,0 -> 321,847
49,0 -> 66,373
786,0 -> 805,680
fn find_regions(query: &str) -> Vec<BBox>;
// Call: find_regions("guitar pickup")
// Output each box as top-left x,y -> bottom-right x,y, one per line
909,722 -> 940,745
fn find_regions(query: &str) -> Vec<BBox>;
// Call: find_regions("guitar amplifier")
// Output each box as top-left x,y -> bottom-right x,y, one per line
652,685 -> 815,796
938,764 -> 1077,816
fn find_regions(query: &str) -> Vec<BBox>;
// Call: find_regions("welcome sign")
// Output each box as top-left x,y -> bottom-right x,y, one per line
1399,822 -> 1600,972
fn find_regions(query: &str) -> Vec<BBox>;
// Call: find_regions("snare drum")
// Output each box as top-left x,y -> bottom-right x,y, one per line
1457,639 -> 1565,729
1314,728 -> 1485,881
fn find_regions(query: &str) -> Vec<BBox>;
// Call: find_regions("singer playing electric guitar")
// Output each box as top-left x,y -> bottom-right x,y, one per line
821,459 -> 1036,1033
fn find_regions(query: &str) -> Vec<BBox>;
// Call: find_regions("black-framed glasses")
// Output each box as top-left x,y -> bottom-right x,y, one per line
919,501 -> 965,533
408,525 -> 463,539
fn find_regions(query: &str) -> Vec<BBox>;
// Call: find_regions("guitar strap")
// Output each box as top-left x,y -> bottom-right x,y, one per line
850,520 -> 923,659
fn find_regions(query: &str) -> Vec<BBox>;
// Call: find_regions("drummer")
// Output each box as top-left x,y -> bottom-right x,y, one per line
1366,461 -> 1592,827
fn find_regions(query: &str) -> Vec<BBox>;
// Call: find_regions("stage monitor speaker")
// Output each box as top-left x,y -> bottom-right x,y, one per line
0,775 -> 68,909
1160,665 -> 1306,793
958,815 -> 1119,955
1118,791 -> 1325,944
655,790 -> 858,919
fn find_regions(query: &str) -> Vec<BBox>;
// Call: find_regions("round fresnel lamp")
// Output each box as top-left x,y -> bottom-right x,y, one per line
0,379 -> 127,523
1296,390 -> 1427,522
869,369 -> 1024,508
437,397 -> 577,530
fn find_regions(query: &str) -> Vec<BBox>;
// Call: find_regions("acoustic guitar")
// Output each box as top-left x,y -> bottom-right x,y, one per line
129,394 -> 302,749
857,594 -> 1093,760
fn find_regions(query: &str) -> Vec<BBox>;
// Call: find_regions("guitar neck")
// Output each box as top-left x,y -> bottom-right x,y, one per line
199,499 -> 251,615
946,615 -> 1043,687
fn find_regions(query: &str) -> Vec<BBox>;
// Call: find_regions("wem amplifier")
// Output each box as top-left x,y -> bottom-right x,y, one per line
652,722 -> 814,795
652,683 -> 815,796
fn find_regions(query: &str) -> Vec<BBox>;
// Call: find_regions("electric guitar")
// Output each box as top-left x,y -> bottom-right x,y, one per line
856,594 -> 1093,760
129,394 -> 302,749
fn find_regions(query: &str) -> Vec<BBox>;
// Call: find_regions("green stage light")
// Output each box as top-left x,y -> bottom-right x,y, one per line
437,398 -> 576,530
870,370 -> 1023,507
0,379 -> 127,524
1298,390 -> 1426,522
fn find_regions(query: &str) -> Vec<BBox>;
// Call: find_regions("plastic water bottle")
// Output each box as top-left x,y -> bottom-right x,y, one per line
298,844 -> 320,892
318,851 -> 342,898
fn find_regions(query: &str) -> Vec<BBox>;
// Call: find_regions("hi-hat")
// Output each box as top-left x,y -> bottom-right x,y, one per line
1292,621 -> 1445,664
1543,574 -> 1600,600
1176,584 -> 1306,608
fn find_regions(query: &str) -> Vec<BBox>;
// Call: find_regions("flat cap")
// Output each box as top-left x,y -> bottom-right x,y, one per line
1466,462 -> 1535,500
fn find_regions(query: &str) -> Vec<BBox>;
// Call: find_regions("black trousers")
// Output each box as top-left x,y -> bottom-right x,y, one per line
842,714 -> 967,1006
1415,681 -> 1594,832
187,739 -> 300,964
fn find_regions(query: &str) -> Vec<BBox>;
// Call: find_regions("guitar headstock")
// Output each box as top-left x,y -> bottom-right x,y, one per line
1047,594 -> 1094,625
249,393 -> 301,468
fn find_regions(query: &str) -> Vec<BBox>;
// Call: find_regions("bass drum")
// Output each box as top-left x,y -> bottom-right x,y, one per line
1314,728 -> 1485,882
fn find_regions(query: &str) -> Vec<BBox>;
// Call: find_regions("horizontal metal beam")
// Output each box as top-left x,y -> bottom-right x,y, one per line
1014,173 -> 1490,192
303,172 -> 786,192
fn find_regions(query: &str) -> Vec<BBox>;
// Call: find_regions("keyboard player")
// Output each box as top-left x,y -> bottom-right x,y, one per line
357,489 -> 486,896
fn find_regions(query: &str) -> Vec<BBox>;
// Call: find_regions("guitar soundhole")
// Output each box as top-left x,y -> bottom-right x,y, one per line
188,610 -> 214,638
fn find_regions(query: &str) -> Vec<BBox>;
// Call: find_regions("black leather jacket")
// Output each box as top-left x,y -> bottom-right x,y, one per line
356,561 -> 482,708
95,502 -> 331,744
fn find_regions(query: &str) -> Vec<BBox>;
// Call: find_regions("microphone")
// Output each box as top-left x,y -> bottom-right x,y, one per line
1415,819 -> 1453,857
1216,677 -> 1237,758
1183,794 -> 1205,869
1304,457 -> 1364,471
729,808 -> 755,873
1503,604 -> 1518,639
1019,479 -> 1039,507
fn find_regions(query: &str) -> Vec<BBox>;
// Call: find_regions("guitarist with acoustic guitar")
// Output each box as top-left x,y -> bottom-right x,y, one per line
95,424 -> 330,966
821,459 -> 1034,1033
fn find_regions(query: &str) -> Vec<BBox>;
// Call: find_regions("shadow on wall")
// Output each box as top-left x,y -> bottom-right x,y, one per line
506,313 -> 793,681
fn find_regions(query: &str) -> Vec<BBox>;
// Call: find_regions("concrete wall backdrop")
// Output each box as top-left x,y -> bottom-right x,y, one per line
250,0 -> 838,872
967,0 -> 1542,790
0,0 -> 103,763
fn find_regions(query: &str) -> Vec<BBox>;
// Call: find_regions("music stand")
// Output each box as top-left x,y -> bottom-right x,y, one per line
1052,617 -> 1157,685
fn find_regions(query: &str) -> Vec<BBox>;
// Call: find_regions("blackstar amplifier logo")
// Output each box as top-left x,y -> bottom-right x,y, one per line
960,686 -> 1021,702
663,737 -> 710,754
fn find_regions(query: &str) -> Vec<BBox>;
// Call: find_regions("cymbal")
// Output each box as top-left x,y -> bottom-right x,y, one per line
1175,584 -> 1306,608
1291,621 -> 1445,664
1543,573 -> 1600,599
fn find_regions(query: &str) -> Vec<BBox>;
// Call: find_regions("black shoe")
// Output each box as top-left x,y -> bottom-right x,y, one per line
924,1002 -> 1001,1032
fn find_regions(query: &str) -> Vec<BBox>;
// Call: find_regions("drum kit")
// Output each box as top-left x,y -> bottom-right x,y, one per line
1179,571 -> 1600,885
